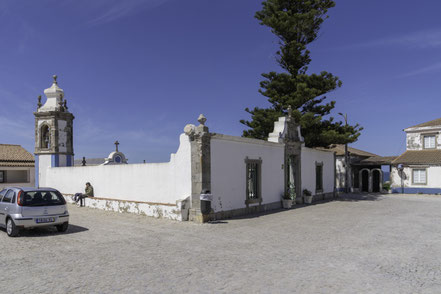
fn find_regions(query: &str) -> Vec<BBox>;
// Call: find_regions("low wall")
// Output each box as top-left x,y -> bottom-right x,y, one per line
64,194 -> 187,221
42,134 -> 192,219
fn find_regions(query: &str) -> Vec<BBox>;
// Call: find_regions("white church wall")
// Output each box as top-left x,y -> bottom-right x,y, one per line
300,147 -> 335,196
210,134 -> 284,213
43,134 -> 192,206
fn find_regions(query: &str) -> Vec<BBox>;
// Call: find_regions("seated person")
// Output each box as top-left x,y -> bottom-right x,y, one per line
74,182 -> 94,204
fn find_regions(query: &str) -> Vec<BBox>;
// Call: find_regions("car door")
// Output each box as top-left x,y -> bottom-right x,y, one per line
0,189 -> 8,225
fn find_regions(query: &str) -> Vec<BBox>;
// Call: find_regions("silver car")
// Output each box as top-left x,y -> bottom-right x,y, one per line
0,187 -> 69,237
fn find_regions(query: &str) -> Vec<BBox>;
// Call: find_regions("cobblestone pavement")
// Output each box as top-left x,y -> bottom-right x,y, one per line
2,193 -> 441,293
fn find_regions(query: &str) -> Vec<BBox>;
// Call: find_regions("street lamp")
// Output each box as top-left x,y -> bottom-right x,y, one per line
338,112 -> 349,193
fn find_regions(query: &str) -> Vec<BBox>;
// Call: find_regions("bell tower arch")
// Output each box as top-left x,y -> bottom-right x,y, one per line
34,75 -> 74,187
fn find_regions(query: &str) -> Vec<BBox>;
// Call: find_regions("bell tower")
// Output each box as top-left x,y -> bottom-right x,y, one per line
34,75 -> 74,187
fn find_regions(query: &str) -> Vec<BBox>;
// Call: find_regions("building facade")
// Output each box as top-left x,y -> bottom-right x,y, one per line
0,144 -> 35,189
35,77 -> 336,222
391,118 -> 441,194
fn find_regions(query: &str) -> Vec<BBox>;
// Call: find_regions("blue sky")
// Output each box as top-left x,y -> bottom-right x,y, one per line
1,0 -> 441,162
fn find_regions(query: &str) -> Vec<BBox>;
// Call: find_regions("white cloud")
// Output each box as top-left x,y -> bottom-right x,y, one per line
342,28 -> 441,50
397,62 -> 441,78
84,0 -> 172,26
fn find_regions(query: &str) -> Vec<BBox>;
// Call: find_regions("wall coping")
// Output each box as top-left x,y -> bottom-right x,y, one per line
211,133 -> 284,147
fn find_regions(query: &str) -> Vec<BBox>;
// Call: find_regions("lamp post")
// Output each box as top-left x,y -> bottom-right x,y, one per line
338,112 -> 349,193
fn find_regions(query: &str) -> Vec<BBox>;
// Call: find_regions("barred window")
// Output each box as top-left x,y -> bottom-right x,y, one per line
245,158 -> 262,205
316,163 -> 323,192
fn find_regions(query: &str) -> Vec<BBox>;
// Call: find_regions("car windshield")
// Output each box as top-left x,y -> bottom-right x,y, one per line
22,191 -> 66,206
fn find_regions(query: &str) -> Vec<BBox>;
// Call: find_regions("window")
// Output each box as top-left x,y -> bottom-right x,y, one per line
0,171 -> 3,183
0,189 -> 6,202
21,191 -> 66,206
2,190 -> 14,203
245,158 -> 262,205
413,169 -> 427,184
316,162 -> 323,192
424,135 -> 436,149
41,125 -> 50,149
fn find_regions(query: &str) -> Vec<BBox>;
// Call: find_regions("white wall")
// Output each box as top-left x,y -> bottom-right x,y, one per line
41,134 -> 191,204
210,135 -> 284,213
335,156 -> 345,190
391,166 -> 441,189
0,167 -> 35,188
301,147 -> 334,195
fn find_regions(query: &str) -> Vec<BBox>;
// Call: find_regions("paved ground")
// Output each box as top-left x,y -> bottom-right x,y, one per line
1,193 -> 441,293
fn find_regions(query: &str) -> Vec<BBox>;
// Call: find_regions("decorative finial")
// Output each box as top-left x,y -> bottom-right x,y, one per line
37,95 -> 42,108
82,156 -> 86,166
287,105 -> 292,118
58,99 -> 64,111
198,114 -> 207,125
63,99 -> 68,110
114,140 -> 120,152
53,75 -> 58,84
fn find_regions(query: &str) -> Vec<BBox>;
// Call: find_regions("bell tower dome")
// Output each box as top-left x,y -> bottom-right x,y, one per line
34,75 -> 74,187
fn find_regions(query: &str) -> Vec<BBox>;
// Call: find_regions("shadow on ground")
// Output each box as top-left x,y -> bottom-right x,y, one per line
208,193 -> 386,223
0,224 -> 89,238
337,193 -> 385,202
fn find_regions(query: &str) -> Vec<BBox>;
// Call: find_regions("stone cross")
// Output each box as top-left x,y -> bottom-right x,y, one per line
287,105 -> 292,118
114,140 -> 119,152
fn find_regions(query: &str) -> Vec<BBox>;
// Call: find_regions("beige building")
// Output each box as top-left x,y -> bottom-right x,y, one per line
0,144 -> 35,189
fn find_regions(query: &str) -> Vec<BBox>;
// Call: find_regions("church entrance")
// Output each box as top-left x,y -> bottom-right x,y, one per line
361,170 -> 369,192
372,169 -> 381,193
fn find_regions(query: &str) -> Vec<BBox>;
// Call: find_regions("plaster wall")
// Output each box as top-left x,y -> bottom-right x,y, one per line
301,147 -> 335,195
41,134 -> 191,205
406,131 -> 441,150
335,156 -> 346,190
391,165 -> 441,190
210,135 -> 284,213
0,167 -> 35,188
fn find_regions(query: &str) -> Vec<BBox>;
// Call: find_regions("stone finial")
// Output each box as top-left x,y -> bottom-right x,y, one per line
287,105 -> 292,118
184,124 -> 196,136
198,114 -> 207,125
114,140 -> 120,152
58,99 -> 64,111
82,157 -> 86,166
63,99 -> 68,110
53,75 -> 58,85
37,95 -> 42,108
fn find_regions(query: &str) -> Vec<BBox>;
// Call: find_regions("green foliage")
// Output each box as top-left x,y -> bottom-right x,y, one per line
383,182 -> 391,191
303,189 -> 312,196
240,0 -> 362,147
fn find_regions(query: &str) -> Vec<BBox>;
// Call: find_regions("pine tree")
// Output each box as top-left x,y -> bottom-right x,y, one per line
240,0 -> 362,147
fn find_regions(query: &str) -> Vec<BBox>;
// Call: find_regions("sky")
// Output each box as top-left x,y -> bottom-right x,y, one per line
1,0 -> 441,162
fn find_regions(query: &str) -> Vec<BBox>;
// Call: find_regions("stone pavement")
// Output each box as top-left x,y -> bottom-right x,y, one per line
1,193 -> 441,293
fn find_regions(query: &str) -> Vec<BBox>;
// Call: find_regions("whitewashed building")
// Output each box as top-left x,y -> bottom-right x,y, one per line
0,144 -> 35,189
391,118 -> 441,194
35,77 -> 336,222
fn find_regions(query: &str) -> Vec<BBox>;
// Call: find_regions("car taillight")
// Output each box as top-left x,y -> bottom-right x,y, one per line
17,190 -> 23,206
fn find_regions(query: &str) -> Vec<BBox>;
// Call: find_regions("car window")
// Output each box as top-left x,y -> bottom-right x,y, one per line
0,189 -> 6,202
22,191 -> 66,206
2,190 -> 14,203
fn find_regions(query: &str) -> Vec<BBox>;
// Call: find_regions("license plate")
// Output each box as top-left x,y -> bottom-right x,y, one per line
35,217 -> 55,223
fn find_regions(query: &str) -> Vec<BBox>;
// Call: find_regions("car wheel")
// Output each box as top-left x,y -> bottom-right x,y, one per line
6,218 -> 19,237
56,222 -> 69,232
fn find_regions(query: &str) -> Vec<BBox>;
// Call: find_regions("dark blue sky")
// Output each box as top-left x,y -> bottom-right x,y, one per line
1,0 -> 441,162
